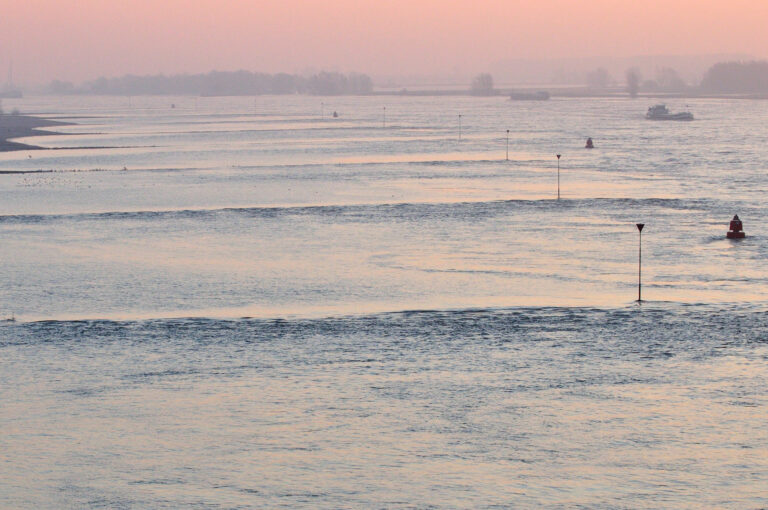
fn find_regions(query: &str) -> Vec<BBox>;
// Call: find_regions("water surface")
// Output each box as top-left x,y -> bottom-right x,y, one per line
1,95 -> 766,508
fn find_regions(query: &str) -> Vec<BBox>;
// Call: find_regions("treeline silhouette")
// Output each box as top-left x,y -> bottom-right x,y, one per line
700,61 -> 768,94
48,70 -> 373,96
44,61 -> 768,97
580,60 -> 768,95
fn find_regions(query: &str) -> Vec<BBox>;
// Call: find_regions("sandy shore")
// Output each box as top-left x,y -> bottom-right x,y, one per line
0,114 -> 70,152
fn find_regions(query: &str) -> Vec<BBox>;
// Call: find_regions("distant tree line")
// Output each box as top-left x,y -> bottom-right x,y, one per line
700,61 -> 768,94
582,67 -> 687,95
43,61 -> 768,97
470,73 -> 497,96
587,61 -> 768,96
625,68 -> 641,97
45,70 -> 373,96
586,67 -> 612,89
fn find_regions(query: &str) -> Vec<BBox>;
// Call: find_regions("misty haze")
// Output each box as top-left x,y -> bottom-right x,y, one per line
1,1 -> 768,508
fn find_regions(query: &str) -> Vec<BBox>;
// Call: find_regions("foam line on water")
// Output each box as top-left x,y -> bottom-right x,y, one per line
0,197 -> 717,225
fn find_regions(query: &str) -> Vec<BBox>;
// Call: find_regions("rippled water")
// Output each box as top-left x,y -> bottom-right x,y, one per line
1,95 -> 767,508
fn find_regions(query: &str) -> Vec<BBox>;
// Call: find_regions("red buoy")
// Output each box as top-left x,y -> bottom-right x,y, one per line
726,215 -> 745,239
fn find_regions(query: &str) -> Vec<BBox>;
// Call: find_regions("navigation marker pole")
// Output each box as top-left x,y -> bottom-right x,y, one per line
636,223 -> 645,302
556,154 -> 561,200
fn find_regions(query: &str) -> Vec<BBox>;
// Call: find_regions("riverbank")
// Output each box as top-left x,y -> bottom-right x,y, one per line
372,87 -> 768,99
0,114 -> 70,152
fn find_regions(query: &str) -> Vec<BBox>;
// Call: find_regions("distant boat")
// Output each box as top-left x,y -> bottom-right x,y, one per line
646,104 -> 693,121
509,90 -> 550,101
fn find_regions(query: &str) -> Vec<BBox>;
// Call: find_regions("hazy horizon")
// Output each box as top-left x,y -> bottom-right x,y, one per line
3,4 -> 768,504
2,0 -> 768,86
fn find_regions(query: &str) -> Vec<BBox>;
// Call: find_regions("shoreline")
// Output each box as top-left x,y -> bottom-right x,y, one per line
0,114 -> 71,152
371,88 -> 768,99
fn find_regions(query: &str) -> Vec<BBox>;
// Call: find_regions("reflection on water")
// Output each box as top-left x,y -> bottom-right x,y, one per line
2,197 -> 765,321
1,307 -> 767,507
1,95 -> 767,507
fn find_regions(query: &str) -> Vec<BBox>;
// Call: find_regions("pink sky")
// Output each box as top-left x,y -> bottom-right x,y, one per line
2,0 -> 767,84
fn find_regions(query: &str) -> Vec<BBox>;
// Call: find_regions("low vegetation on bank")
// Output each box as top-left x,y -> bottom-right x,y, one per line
46,70 -> 373,96
34,60 -> 768,98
